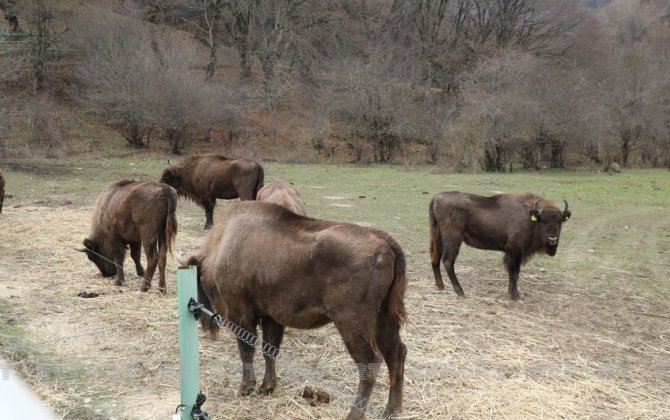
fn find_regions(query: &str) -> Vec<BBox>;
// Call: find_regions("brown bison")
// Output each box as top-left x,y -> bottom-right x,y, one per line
159,153 -> 264,229
182,201 -> 407,419
0,168 -> 4,213
77,180 -> 178,293
256,180 -> 307,216
429,192 -> 571,299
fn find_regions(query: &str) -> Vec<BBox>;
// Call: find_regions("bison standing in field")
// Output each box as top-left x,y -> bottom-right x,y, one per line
256,180 -> 307,216
429,192 -> 571,300
159,153 -> 264,229
77,180 -> 178,293
0,168 -> 4,213
182,201 -> 407,419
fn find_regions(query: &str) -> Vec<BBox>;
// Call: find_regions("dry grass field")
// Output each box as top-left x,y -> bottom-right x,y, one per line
0,158 -> 668,419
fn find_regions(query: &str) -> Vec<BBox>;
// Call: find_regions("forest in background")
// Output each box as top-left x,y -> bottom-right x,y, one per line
0,0 -> 669,171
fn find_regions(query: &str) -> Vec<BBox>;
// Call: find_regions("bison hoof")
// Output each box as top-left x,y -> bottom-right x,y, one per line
140,282 -> 151,292
136,269 -> 145,276
258,383 -> 275,395
346,407 -> 366,420
238,382 -> 256,396
509,292 -> 521,300
382,406 -> 402,419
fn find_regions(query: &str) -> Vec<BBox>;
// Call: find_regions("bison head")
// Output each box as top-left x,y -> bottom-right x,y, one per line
159,166 -> 181,189
530,199 -> 571,256
77,238 -> 117,277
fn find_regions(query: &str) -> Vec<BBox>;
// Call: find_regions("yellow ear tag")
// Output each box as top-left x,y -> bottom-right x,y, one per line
531,215 -> 538,222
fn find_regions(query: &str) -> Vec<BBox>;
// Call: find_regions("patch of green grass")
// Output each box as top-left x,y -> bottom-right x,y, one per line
3,157 -> 669,299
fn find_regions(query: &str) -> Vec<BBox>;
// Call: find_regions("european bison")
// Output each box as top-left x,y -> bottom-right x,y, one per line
429,192 -> 571,299
77,180 -> 178,293
159,153 -> 264,229
182,201 -> 407,419
0,168 -> 4,213
256,180 -> 307,216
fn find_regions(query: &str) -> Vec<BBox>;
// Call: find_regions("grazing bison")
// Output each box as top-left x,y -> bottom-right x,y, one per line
182,201 -> 407,419
256,180 -> 307,216
429,192 -> 571,299
0,168 -> 4,213
77,180 -> 178,293
159,153 -> 264,229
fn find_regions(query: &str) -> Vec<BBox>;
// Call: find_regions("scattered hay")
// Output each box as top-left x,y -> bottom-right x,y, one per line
0,198 -> 669,419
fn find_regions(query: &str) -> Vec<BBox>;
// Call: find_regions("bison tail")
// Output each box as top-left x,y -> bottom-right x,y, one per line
429,199 -> 442,265
163,188 -> 178,256
385,236 -> 408,328
197,272 -> 221,337
252,165 -> 265,200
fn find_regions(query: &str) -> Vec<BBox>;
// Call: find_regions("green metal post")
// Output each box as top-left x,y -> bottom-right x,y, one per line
177,266 -> 200,420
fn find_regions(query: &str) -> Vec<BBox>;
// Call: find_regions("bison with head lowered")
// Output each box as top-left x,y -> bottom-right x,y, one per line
429,192 -> 571,299
256,180 -> 307,216
77,180 -> 178,293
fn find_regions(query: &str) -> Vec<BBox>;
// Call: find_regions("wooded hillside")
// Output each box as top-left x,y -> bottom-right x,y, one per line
1,0 -> 669,170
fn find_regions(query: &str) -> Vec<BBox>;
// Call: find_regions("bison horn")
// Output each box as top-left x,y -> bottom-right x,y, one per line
73,245 -> 88,252
562,199 -> 571,221
533,198 -> 543,215
167,159 -> 172,166
176,253 -> 189,265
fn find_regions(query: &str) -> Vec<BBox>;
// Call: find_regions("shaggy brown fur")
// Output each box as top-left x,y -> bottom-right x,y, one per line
159,153 -> 264,229
186,201 -> 407,419
256,180 -> 307,216
78,180 -> 178,293
429,191 -> 571,299
0,168 -> 4,213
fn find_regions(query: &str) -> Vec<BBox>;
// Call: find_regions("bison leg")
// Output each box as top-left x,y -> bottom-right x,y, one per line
129,242 -> 145,277
235,314 -> 259,396
431,260 -> 445,291
503,252 -> 522,300
113,248 -> 126,287
258,316 -> 284,395
140,241 -> 159,292
376,311 -> 407,417
337,325 -> 381,420
204,200 -> 215,230
442,239 -> 465,296
156,237 -> 168,293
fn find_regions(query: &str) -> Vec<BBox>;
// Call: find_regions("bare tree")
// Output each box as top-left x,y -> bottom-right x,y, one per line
78,7 -> 234,153
79,10 -> 159,148
17,0 -> 56,92
455,49 -> 542,171
1,0 -> 21,33
600,0 -> 670,167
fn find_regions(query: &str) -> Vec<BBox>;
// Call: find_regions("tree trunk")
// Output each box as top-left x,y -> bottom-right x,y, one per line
620,128 -> 632,168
